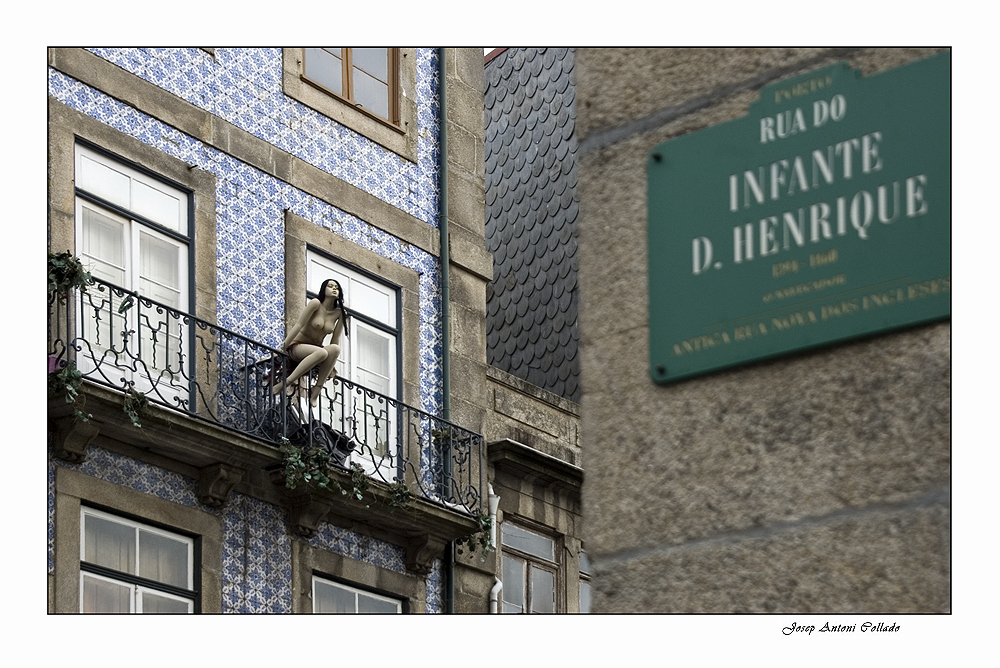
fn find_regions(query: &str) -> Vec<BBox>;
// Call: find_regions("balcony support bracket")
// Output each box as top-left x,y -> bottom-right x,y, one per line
287,494 -> 332,539
405,534 -> 446,576
197,462 -> 245,508
48,395 -> 99,464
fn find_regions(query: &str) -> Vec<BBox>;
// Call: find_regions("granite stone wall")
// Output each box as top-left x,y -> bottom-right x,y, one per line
575,47 -> 950,613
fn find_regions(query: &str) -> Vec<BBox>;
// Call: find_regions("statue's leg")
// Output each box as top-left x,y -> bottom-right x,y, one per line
272,345 -> 328,394
309,344 -> 341,406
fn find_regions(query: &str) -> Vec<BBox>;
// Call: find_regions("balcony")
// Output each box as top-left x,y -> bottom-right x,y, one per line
47,276 -> 486,558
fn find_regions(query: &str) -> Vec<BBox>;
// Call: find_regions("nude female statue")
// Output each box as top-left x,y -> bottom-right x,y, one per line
272,278 -> 349,406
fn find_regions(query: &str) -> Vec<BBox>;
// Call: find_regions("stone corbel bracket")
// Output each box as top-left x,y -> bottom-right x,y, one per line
288,494 -> 333,539
404,534 -> 447,575
49,395 -> 99,463
197,463 -> 245,508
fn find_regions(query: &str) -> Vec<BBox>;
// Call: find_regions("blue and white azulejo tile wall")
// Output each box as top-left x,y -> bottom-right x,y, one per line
48,47 -> 445,417
48,48 -> 449,612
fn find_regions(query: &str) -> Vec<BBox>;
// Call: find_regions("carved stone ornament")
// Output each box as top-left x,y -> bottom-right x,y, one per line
49,396 -> 99,463
405,534 -> 444,575
288,495 -> 332,539
197,463 -> 244,508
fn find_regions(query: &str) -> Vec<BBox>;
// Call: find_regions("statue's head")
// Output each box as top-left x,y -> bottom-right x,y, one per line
318,278 -> 345,308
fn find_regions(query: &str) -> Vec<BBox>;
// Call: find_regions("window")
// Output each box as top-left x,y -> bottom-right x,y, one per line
501,523 -> 558,613
306,250 -> 399,471
282,48 -> 417,161
303,48 -> 399,125
312,575 -> 402,613
74,144 -> 191,398
79,507 -> 196,613
579,551 -> 592,613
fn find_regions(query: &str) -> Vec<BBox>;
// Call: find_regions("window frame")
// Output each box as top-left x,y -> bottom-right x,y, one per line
311,573 -> 404,614
302,48 -> 400,127
500,521 -> 561,614
73,141 -> 195,399
304,249 -> 402,473
282,48 -> 418,162
305,248 -> 402,399
79,505 -> 199,614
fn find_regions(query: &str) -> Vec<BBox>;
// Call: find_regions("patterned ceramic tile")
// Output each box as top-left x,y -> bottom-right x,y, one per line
50,70 -> 445,412
48,51 -> 457,610
426,558 -> 444,613
84,48 -> 442,225
309,522 -> 407,575
222,493 -> 292,613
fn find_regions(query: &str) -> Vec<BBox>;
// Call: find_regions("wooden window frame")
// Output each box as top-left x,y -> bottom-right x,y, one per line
303,48 -> 401,128
500,521 -> 561,614
282,48 -> 418,163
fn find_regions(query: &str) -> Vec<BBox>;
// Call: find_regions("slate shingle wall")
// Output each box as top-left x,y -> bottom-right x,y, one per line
485,48 -> 581,403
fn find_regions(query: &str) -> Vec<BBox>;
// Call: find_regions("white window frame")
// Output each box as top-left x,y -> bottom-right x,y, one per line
73,144 -> 191,402
305,250 -> 400,476
79,507 -> 196,614
501,522 -> 559,614
312,575 -> 402,614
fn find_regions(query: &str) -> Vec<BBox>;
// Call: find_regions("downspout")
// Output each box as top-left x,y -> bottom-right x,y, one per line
488,484 -> 502,613
438,46 -> 455,615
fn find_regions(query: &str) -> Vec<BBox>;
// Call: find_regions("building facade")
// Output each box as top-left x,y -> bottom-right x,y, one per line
573,48 -> 951,612
483,47 -> 586,614
47,46 -> 586,615
47,47 -> 494,614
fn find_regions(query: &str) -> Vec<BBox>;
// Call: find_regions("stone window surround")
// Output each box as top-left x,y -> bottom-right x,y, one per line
283,210 -> 422,409
282,48 -> 418,163
51,466 -> 224,613
47,100 -> 218,325
291,539 -> 424,613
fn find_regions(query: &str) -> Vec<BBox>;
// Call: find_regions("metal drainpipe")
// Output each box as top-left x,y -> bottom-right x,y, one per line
488,484 -> 502,613
438,46 -> 455,615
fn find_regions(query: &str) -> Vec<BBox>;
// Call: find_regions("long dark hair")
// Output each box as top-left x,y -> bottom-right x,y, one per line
318,278 -> 351,337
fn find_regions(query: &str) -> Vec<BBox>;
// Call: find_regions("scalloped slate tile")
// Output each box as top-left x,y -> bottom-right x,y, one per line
485,48 -> 580,402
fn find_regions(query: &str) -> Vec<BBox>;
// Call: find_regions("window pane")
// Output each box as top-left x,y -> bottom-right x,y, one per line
314,580 -> 355,613
139,529 -> 189,588
352,281 -> 391,323
501,556 -> 524,613
357,327 -> 390,380
81,206 -> 126,286
79,153 -> 130,208
580,580 -> 592,613
139,231 -> 181,307
305,47 -> 343,95
82,574 -> 132,613
133,180 -> 182,233
353,68 -> 389,119
84,514 -> 136,574
501,523 -> 554,561
579,551 -> 592,575
140,590 -> 192,613
530,566 -> 554,613
352,48 -> 388,82
357,593 -> 400,614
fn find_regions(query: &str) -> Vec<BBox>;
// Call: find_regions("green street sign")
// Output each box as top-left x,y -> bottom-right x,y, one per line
647,51 -> 950,384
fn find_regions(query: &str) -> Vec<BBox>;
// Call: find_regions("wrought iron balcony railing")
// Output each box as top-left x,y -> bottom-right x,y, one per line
47,277 -> 485,516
